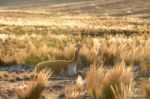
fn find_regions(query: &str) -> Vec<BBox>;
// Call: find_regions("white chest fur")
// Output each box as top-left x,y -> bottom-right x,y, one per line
67,63 -> 77,76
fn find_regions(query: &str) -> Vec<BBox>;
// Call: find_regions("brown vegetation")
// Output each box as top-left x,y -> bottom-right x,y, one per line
13,69 -> 51,99
0,13 -> 149,99
142,79 -> 150,99
86,63 -> 135,99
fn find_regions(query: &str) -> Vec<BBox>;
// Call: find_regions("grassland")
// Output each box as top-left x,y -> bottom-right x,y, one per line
0,15 -> 149,98
0,0 -> 150,18
0,16 -> 149,67
0,0 -> 150,99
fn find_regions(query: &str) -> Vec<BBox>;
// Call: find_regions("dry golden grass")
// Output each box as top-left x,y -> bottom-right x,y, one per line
14,50 -> 29,65
13,69 -> 51,99
0,17 -> 149,69
111,83 -> 133,99
142,79 -> 150,98
86,62 -> 135,99
63,84 -> 84,99
86,64 -> 105,99
0,30 -> 150,73
79,46 -> 97,66
0,13 -> 149,99
0,32 -> 150,75
58,75 -> 85,99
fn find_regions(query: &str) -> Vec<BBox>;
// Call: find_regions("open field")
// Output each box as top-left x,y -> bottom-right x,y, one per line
0,0 -> 150,19
0,0 -> 150,99
0,16 -> 150,98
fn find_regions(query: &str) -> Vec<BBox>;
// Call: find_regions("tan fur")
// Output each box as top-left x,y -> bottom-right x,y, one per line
35,44 -> 81,76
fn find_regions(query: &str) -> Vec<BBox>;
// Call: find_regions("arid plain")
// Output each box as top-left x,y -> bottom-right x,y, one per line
0,0 -> 150,99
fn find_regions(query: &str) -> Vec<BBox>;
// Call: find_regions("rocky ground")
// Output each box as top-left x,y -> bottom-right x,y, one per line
0,65 -> 79,99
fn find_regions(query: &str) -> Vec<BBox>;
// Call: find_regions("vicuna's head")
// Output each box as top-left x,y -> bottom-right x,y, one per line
74,44 -> 82,52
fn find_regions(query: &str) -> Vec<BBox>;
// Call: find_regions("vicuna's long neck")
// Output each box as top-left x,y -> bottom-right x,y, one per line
69,49 -> 79,64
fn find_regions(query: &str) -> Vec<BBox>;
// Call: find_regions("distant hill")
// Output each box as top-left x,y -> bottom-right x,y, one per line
0,0 -> 91,6
0,0 -> 149,19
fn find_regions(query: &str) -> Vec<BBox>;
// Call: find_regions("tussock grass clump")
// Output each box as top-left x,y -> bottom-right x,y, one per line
13,69 -> 51,99
59,76 -> 85,99
86,64 -> 105,99
63,44 -> 74,60
122,46 -> 144,66
79,46 -> 97,67
14,50 -> 28,65
63,84 -> 84,99
111,83 -> 134,99
0,55 -> 16,65
86,62 -> 135,99
97,45 -> 120,66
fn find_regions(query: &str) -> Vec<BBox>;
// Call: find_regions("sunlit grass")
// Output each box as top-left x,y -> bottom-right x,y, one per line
59,75 -> 85,99
13,69 -> 51,99
86,62 -> 135,99
0,14 -> 149,99
0,26 -> 150,71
